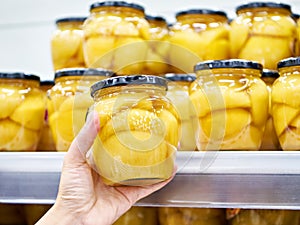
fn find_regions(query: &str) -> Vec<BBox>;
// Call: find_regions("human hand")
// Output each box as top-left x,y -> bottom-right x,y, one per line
37,111 -> 176,225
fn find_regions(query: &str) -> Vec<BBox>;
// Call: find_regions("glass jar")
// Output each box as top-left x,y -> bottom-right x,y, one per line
164,73 -> 197,151
36,80 -> 56,151
0,73 -> 45,151
260,70 -> 280,150
272,57 -> 300,150
51,17 -> 86,71
113,207 -> 158,225
89,75 -> 179,186
144,15 -> 170,75
191,60 -> 268,150
168,9 -> 230,73
0,204 -> 26,225
296,14 -> 300,56
83,1 -> 150,75
159,207 -> 226,225
23,204 -> 52,225
48,68 -> 113,151
227,209 -> 300,225
230,2 -> 296,70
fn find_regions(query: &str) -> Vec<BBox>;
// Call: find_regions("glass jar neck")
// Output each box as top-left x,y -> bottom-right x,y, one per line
168,81 -> 191,92
176,14 -> 227,25
91,6 -> 145,18
149,20 -> 168,29
56,21 -> 83,30
279,66 -> 300,76
262,77 -> 277,85
94,85 -> 166,100
55,76 -> 106,84
196,68 -> 262,77
237,7 -> 291,16
0,79 -> 39,88
55,76 -> 108,94
40,85 -> 53,92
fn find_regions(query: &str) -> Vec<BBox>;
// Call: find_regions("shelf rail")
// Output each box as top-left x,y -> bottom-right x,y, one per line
1,151 -> 300,209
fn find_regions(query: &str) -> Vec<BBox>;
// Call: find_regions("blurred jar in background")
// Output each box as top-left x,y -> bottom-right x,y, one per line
227,209 -> 300,225
83,1 -> 150,75
295,14 -> 300,56
191,60 -> 268,150
164,73 -> 197,151
51,17 -> 86,71
168,9 -> 230,73
230,2 -> 296,70
260,70 -> 280,150
113,207 -> 158,225
48,68 -> 113,151
0,204 -> 26,225
144,15 -> 170,75
24,204 -> 52,225
159,207 -> 226,225
0,73 -> 45,151
292,13 -> 300,22
272,57 -> 300,150
37,80 -> 56,151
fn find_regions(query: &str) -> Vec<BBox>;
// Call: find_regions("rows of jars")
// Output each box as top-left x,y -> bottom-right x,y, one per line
1,57 -> 300,152
52,1 -> 300,73
1,1 -> 300,153
1,204 -> 300,225
2,1 -> 300,225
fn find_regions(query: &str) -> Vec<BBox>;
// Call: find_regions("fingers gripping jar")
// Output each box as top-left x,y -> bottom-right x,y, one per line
164,73 -> 197,151
272,57 -> 300,150
89,75 -> 180,186
48,68 -> 113,151
260,70 -> 280,150
83,1 -> 150,74
0,73 -> 45,151
230,2 -> 296,70
51,17 -> 86,71
168,9 -> 230,73
191,60 -> 268,150
144,15 -> 170,75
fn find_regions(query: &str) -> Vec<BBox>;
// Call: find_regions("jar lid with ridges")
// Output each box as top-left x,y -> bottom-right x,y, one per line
55,68 -> 114,79
176,9 -> 227,18
292,13 -> 300,21
145,15 -> 167,23
194,59 -> 263,71
91,75 -> 168,97
277,57 -> 300,68
164,73 -> 196,82
262,69 -> 279,78
236,2 -> 292,13
0,72 -> 40,81
55,17 -> 87,24
90,1 -> 144,12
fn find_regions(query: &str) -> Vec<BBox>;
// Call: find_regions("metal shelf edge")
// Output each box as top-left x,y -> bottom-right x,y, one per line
1,151 -> 300,208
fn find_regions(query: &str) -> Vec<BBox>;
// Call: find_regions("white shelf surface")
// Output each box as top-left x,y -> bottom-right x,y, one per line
1,151 -> 300,209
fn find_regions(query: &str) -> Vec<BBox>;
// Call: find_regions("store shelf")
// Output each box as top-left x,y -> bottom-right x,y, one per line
1,151 -> 300,209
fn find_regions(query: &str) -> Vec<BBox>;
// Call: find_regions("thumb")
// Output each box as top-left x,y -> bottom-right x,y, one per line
64,110 -> 100,165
